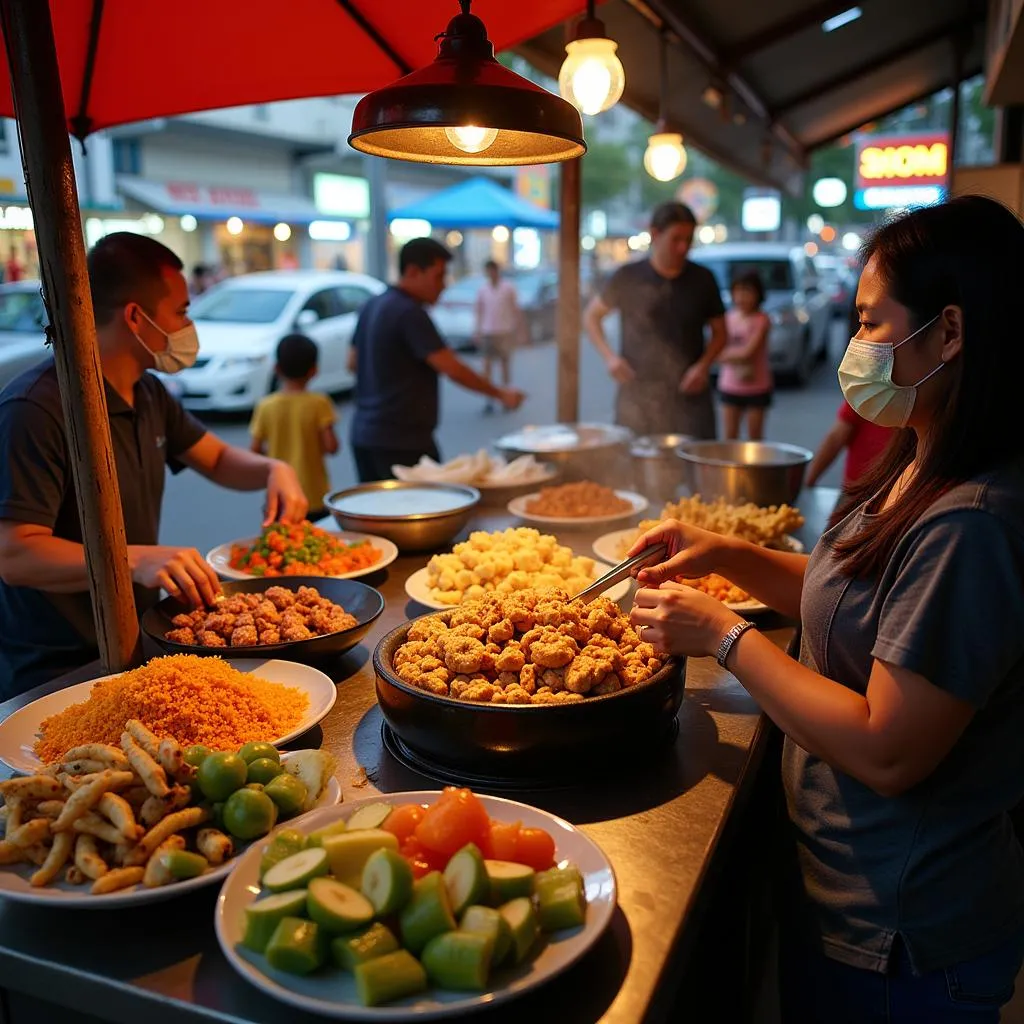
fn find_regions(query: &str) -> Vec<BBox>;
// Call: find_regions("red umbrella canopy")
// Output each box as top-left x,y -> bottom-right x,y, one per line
0,0 -> 587,137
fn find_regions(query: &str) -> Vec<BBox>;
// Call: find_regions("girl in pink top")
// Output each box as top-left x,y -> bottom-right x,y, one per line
718,271 -> 772,440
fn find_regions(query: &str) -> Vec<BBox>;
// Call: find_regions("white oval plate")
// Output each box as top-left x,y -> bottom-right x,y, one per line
507,490 -> 648,529
215,792 -> 617,1021
593,529 -> 805,613
207,530 -> 399,582
404,561 -> 631,611
0,751 -> 341,909
0,658 -> 338,775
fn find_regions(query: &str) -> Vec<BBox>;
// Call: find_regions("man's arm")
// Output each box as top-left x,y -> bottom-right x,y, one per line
680,315 -> 727,394
425,349 -> 524,409
583,295 -> 634,383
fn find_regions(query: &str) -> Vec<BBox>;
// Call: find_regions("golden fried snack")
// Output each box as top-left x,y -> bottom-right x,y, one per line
61,744 -> 131,772
72,814 -> 125,846
197,828 -> 234,866
125,806 -> 207,867
7,819 -> 50,848
73,834 -> 108,881
0,776 -> 64,802
30,831 -> 74,887
143,835 -> 186,888
0,841 -> 23,865
96,793 -> 143,842
65,865 -> 86,885
140,785 -> 192,828
34,800 -> 65,820
125,719 -> 161,760
91,866 -> 144,895
120,733 -> 169,799
52,770 -> 134,832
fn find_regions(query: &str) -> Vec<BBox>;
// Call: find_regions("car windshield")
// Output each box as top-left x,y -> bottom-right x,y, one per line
0,290 -> 45,332
190,287 -> 293,324
693,258 -> 794,291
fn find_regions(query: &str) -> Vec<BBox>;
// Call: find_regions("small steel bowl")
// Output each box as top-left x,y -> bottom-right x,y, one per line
373,612 -> 686,778
325,481 -> 480,553
676,440 -> 812,507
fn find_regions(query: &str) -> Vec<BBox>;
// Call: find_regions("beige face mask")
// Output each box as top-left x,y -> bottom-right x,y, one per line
837,314 -> 942,428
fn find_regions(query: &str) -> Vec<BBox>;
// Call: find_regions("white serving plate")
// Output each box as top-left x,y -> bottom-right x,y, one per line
207,530 -> 399,582
507,490 -> 648,529
0,658 -> 338,775
215,792 -> 617,1021
0,751 -> 341,909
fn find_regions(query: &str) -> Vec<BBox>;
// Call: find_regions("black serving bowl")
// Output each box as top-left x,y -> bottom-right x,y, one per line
143,576 -> 385,664
373,612 -> 686,778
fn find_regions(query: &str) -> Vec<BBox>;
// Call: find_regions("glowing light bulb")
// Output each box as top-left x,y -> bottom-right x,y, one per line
444,125 -> 499,154
559,38 -> 625,115
644,132 -> 688,182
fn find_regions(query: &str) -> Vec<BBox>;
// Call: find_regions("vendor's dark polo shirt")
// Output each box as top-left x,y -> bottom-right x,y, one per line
601,258 -> 725,382
350,286 -> 447,450
0,358 -> 205,697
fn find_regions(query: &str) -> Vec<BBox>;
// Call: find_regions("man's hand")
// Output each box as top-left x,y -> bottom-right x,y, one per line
128,545 -> 221,608
264,461 -> 308,525
679,363 -> 710,395
497,387 -> 526,411
605,355 -> 636,384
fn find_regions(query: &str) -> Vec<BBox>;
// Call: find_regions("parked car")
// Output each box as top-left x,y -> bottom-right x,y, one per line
688,242 -> 833,384
160,270 -> 386,412
0,281 -> 50,393
814,254 -> 859,319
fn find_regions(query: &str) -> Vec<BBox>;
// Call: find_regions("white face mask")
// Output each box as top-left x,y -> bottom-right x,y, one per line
837,313 -> 944,428
132,309 -> 199,374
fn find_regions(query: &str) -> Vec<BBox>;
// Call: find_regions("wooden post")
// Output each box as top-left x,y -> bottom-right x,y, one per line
0,0 -> 140,673
556,157 -> 581,423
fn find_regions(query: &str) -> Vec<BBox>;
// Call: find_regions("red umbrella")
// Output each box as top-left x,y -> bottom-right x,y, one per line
0,0 -> 586,138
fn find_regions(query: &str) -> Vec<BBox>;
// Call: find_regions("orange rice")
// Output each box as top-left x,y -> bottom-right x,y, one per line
33,655 -> 309,762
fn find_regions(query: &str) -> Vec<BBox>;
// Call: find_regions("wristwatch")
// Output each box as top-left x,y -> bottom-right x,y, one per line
715,621 -> 756,668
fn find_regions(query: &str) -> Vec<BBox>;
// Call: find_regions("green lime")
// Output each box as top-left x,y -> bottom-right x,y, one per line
183,744 -> 211,768
223,787 -> 278,841
197,751 -> 249,802
238,741 -> 280,765
247,757 -> 284,786
264,773 -> 309,819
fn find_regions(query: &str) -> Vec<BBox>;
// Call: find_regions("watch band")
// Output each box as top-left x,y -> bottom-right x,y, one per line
715,621 -> 756,668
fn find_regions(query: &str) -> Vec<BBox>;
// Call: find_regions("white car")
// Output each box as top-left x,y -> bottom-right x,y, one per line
163,270 -> 386,412
0,281 -> 51,393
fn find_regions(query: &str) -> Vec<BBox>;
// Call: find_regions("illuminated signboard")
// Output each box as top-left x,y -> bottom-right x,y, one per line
854,132 -> 949,191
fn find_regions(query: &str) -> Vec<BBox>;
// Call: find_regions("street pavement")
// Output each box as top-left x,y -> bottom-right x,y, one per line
160,320 -> 851,554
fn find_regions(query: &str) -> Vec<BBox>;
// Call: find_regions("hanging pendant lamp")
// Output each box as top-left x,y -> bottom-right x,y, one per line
558,0 -> 626,116
349,0 -> 586,166
644,34 -> 687,182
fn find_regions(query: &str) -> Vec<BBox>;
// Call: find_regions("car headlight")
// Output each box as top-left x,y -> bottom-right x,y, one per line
221,356 -> 270,370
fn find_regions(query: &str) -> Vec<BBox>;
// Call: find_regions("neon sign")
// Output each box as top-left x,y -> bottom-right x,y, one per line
855,133 -> 950,190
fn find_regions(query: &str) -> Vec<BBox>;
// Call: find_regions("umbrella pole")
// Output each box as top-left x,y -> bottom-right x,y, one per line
0,0 -> 140,674
556,157 -> 581,423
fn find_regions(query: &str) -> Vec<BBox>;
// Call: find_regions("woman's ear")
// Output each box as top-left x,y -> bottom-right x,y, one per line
940,304 -> 963,363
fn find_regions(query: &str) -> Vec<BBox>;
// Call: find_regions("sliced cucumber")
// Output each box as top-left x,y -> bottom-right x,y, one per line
259,829 -> 306,879
304,820 -> 348,848
306,876 -> 375,934
460,904 -> 513,967
241,890 -> 308,953
262,847 -> 329,893
159,850 -> 208,880
534,865 -> 586,931
265,916 -> 326,976
354,949 -> 428,1007
485,859 -> 535,905
322,829 -> 398,889
361,847 -> 413,915
399,871 -> 457,955
444,843 -> 488,916
331,922 -> 400,971
345,802 -> 393,831
422,930 -> 494,991
499,897 -> 540,965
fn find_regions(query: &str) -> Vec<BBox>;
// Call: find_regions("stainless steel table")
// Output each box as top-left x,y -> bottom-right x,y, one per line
0,488 -> 839,1024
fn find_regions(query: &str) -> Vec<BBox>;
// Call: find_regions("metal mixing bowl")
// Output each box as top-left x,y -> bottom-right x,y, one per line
494,423 -> 635,489
675,440 -> 812,506
325,481 -> 480,553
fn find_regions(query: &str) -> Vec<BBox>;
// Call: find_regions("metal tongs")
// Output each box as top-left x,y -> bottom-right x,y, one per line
572,542 -> 668,605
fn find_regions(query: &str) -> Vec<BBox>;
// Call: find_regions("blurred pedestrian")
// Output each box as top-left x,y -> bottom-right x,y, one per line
189,264 -> 211,297
718,271 -> 772,440
584,201 -> 726,438
474,260 -> 523,414
250,333 -> 338,520
4,249 -> 24,284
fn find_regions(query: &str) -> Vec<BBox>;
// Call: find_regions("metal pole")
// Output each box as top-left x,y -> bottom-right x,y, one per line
0,0 -> 140,673
556,157 -> 581,423
363,153 -> 389,281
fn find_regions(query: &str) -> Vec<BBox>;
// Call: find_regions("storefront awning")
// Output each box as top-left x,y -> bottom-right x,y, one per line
116,176 -> 323,225
387,177 -> 559,230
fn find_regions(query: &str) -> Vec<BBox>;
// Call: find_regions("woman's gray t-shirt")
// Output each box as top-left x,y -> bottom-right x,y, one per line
785,462 -> 1024,975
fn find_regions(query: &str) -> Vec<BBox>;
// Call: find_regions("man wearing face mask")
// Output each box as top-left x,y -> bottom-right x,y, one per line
0,233 -> 307,697
584,201 -> 727,438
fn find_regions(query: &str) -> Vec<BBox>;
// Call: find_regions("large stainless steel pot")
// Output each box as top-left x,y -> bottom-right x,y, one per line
494,423 -> 634,489
675,440 -> 812,506
631,434 -> 693,507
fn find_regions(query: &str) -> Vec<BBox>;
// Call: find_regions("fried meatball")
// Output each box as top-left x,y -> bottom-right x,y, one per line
230,625 -> 259,646
198,631 -> 227,648
165,628 -> 196,645
407,617 -> 449,643
264,586 -> 295,611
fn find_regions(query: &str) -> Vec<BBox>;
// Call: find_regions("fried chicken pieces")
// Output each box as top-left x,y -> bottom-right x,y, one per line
393,589 -> 663,705
165,586 -> 356,648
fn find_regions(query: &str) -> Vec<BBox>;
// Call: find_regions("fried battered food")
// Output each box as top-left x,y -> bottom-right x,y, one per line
525,481 -> 633,518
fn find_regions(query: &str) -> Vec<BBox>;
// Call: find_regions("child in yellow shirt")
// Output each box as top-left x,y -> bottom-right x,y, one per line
250,334 -> 338,519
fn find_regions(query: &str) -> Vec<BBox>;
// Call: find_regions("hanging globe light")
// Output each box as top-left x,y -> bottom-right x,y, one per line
644,34 -> 687,182
558,0 -> 625,116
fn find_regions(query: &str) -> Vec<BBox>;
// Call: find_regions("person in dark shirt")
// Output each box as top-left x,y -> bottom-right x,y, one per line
584,201 -> 727,439
0,232 -> 307,697
348,238 -> 525,482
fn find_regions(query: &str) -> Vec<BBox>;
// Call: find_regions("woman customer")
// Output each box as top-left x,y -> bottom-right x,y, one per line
718,270 -> 773,440
628,195 -> 1024,1022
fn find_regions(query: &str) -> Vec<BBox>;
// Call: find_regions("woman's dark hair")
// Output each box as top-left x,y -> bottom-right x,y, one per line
835,195 -> 1024,579
276,333 -> 318,380
731,270 -> 765,306
650,202 -> 696,232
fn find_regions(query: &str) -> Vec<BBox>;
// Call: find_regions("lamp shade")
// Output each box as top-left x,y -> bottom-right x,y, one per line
349,8 -> 586,166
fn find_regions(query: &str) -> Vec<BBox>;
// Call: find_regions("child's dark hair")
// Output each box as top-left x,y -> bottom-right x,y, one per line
276,333 -> 318,380
731,270 -> 765,306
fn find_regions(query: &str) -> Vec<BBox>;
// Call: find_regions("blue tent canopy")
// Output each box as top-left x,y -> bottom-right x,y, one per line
387,177 -> 558,231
